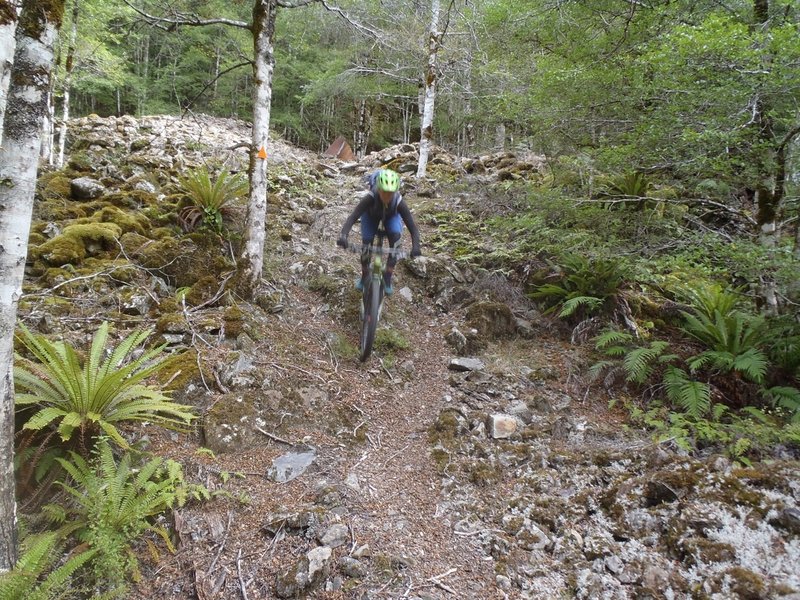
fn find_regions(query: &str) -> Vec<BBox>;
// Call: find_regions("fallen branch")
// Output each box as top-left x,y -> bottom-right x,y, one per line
255,425 -> 294,446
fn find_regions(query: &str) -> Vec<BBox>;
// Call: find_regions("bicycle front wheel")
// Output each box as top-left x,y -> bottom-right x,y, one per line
359,279 -> 381,362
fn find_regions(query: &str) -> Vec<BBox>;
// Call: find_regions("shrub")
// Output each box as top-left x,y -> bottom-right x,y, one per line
14,321 -> 196,451
46,440 -> 194,592
177,167 -> 247,233
0,532 -> 97,600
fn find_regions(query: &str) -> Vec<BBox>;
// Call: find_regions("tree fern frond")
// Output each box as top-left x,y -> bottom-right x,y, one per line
593,329 -> 632,351
732,348 -> 767,383
664,366 -> 710,419
559,296 -> 602,318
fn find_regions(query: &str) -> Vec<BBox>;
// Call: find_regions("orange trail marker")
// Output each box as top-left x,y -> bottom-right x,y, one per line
257,146 -> 267,159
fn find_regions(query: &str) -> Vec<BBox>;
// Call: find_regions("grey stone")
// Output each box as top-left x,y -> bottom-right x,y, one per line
297,386 -> 327,407
275,546 -> 331,599
644,480 -> 680,506
776,507 -> 800,534
133,179 -> 157,194
488,413 -> 520,439
121,294 -> 151,316
70,177 -> 105,200
405,255 -> 430,278
267,449 -> 317,483
42,222 -> 61,238
339,556 -> 368,578
604,555 -> 624,575
398,286 -> 413,302
319,523 -> 349,548
641,565 -> 670,591
448,357 -> 485,372
445,327 -> 468,354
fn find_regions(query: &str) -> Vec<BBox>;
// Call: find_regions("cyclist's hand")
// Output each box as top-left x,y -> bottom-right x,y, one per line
336,235 -> 348,249
411,246 -> 422,258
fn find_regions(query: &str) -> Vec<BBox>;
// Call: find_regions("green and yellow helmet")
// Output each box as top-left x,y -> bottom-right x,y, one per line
377,169 -> 400,193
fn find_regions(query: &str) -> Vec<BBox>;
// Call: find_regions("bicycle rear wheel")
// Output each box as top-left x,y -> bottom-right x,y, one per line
359,279 -> 381,361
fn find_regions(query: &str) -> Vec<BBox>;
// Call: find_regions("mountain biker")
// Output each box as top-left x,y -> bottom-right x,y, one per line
336,168 -> 421,296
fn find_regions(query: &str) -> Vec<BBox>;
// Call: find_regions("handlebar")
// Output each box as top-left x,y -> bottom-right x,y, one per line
340,241 -> 409,260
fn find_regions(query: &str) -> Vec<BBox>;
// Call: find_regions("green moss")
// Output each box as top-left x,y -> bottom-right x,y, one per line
467,461 -> 502,486
27,232 -> 46,247
67,152 -> 93,172
723,567 -> 765,599
430,448 -> 450,472
104,190 -> 157,210
223,305 -> 245,338
38,173 -> 72,201
92,205 -> 148,235
185,276 -> 218,307
429,410 -> 463,445
308,274 -> 339,298
155,350 -> 203,392
35,235 -> 86,266
374,329 -> 409,352
156,313 -> 188,335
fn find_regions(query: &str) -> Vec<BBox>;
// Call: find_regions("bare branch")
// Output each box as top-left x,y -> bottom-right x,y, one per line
122,0 -> 250,30
318,0 -> 383,42
277,0 -> 318,7
181,61 -> 252,117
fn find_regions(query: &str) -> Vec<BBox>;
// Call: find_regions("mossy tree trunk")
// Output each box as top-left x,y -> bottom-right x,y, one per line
0,1 -> 18,145
0,0 -> 65,571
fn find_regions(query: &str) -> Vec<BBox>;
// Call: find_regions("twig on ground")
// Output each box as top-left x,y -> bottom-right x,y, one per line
382,443 -> 410,468
236,548 -> 249,600
213,369 -> 229,394
255,425 -> 294,446
208,511 -> 233,573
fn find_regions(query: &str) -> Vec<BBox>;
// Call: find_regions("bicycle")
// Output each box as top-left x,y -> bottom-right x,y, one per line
341,229 -> 407,362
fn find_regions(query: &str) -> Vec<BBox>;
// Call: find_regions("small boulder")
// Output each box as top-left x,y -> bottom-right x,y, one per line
466,301 -> 516,340
448,357 -> 485,372
488,413 -> 520,439
70,177 -> 105,200
318,523 -> 349,549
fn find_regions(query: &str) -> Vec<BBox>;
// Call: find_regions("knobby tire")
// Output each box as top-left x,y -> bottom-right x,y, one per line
359,279 -> 381,362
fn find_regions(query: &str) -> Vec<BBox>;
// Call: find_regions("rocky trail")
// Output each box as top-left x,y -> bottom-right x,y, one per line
20,115 -> 800,599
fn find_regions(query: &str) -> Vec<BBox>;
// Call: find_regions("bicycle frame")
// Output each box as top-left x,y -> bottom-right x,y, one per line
342,229 -> 406,361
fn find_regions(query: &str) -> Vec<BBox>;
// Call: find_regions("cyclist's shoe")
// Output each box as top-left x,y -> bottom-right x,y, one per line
384,283 -> 394,296
355,277 -> 364,291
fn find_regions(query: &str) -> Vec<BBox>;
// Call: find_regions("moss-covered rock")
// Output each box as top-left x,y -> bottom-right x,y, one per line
185,276 -> 219,307
466,301 -> 517,340
91,205 -> 149,235
35,222 -> 122,266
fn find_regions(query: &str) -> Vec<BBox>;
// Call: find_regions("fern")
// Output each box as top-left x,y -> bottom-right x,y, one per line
676,282 -> 744,320
623,340 -> 670,384
0,532 -> 97,600
14,321 -> 196,452
762,386 -> 800,417
664,366 -> 711,419
594,329 -> 633,351
559,296 -> 602,318
48,440 -> 194,592
177,167 -> 247,233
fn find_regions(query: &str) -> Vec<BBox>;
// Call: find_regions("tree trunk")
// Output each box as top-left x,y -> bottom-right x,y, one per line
355,98 -> 368,159
0,2 -> 19,145
0,0 -> 65,571
416,0 -> 441,178
240,0 -> 277,296
56,0 -> 78,168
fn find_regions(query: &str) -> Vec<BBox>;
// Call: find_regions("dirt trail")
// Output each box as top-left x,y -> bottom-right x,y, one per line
132,166 -> 503,599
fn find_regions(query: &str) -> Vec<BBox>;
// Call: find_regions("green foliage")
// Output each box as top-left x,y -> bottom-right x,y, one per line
177,167 -> 247,233
622,340 -> 672,385
601,172 -> 652,198
49,440 -> 196,591
628,400 -> 800,462
14,321 -> 196,450
0,532 -> 97,600
664,366 -> 711,419
531,254 -> 628,320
